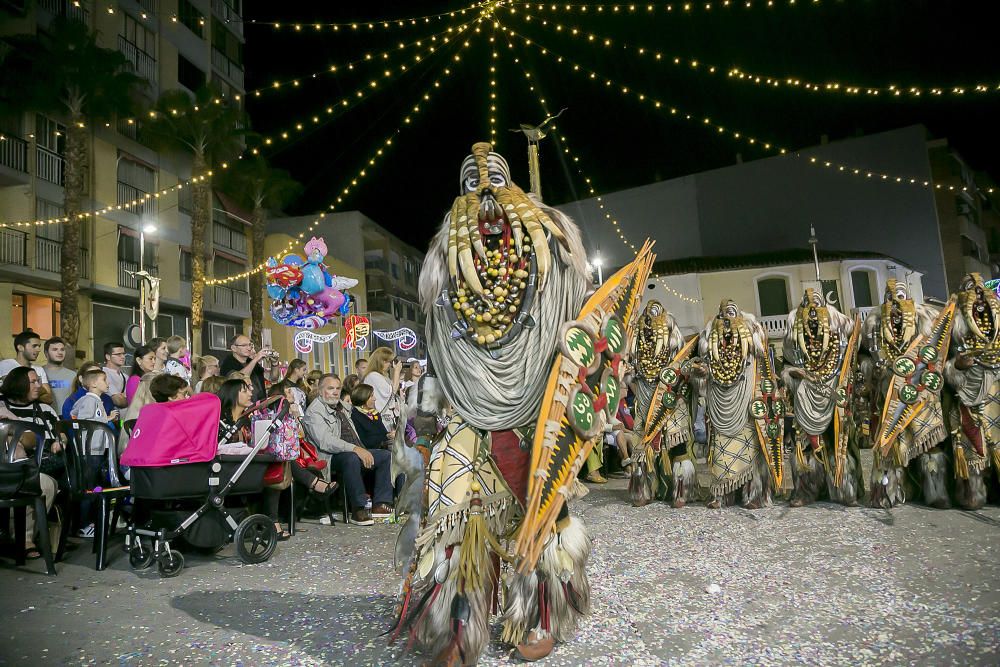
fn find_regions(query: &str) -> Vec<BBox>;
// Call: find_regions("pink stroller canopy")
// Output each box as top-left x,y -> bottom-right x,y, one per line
121,393 -> 222,467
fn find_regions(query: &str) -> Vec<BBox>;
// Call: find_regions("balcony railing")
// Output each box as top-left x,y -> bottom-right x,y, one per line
117,260 -> 158,290
212,221 -> 247,255
37,0 -> 90,23
118,181 -> 156,218
759,314 -> 789,339
212,285 -> 249,312
0,228 -> 27,266
36,147 -> 64,185
35,236 -> 61,273
211,48 -> 245,89
211,0 -> 243,37
0,135 -> 28,173
118,36 -> 157,84
137,0 -> 158,14
852,306 -> 875,322
365,257 -> 389,273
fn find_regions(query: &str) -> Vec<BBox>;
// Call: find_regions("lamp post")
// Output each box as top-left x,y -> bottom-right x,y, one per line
139,223 -> 156,342
592,256 -> 604,285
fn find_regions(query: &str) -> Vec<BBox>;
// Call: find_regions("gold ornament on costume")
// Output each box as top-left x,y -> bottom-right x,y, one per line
707,300 -> 751,387
792,288 -> 841,377
446,142 -> 571,349
634,300 -> 674,382
878,279 -> 917,356
957,273 -> 1000,366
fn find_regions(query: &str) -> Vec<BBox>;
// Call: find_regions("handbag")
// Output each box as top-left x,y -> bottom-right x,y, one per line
254,408 -> 300,461
295,439 -> 326,471
263,461 -> 291,490
0,459 -> 42,497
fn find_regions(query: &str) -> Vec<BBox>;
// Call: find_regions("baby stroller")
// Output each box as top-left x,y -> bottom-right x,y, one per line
120,393 -> 288,577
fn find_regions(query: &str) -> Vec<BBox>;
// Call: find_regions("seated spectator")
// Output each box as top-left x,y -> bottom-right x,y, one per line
125,345 -> 157,405
217,379 -> 289,541
193,355 -> 220,393
150,374 -> 191,403
62,362 -> 117,429
305,369 -> 322,403
363,347 -> 402,426
197,374 -> 226,396
42,336 -> 75,414
0,366 -> 61,560
350,384 -> 394,450
282,359 -> 309,412
163,335 -> 191,383
264,382 -> 336,497
0,330 -> 54,405
303,374 -> 393,525
119,371 -> 162,456
341,374 -> 360,407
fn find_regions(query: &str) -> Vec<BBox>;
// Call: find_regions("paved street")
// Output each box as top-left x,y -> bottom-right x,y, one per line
2,480 -> 999,666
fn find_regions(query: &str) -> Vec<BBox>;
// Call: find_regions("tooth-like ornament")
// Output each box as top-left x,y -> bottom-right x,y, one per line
519,203 -> 551,286
497,190 -> 524,254
456,214 -> 485,296
447,202 -> 461,280
536,208 -> 567,245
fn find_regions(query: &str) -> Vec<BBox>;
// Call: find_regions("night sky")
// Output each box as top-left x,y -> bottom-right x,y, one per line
242,1 -> 1000,251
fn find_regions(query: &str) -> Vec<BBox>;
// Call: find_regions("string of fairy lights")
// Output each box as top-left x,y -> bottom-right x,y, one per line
500,32 -> 701,304
256,19 -> 477,149
246,1 -> 489,31
206,21 -> 482,285
505,7 -> 1000,99
509,1 -> 861,15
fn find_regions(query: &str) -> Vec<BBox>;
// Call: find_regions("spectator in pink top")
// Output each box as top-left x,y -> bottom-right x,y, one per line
125,345 -> 157,405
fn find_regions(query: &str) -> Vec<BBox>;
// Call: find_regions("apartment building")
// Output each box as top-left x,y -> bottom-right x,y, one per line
0,0 -> 248,359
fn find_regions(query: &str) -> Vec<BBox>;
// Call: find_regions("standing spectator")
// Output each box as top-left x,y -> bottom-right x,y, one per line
283,359 -> 309,412
62,362 -> 117,425
0,330 -> 53,405
102,342 -> 129,408
0,367 -> 61,559
70,369 -> 120,426
192,355 -> 220,393
362,346 -> 402,428
219,334 -> 275,403
303,374 -> 393,525
401,357 -> 425,403
163,335 -> 191,382
43,336 -> 75,414
354,357 -> 368,378
350,384 -> 394,449
125,345 -> 158,404
147,337 -> 168,372
197,374 -> 225,396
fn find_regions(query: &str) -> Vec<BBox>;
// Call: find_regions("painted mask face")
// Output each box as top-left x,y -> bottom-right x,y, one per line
635,300 -> 673,381
708,300 -> 751,386
793,289 -> 840,376
959,272 -> 1000,344
880,279 -> 916,353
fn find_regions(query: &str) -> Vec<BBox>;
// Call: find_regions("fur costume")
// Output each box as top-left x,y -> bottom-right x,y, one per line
945,273 -> 1000,510
782,289 -> 862,506
862,280 -> 950,508
697,300 -> 779,508
391,142 -> 592,665
629,300 -> 695,507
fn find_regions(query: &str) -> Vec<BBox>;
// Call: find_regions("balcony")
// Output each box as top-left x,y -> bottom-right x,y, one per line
211,0 -> 244,38
759,314 -> 789,339
365,257 -> 389,273
37,0 -> 89,24
118,36 -> 157,85
212,221 -> 247,255
0,135 -> 28,174
118,182 -> 156,218
34,238 -> 90,279
0,228 -> 27,267
367,296 -> 393,314
211,48 -> 245,89
36,147 -> 64,185
211,284 -> 249,313
117,260 -> 158,290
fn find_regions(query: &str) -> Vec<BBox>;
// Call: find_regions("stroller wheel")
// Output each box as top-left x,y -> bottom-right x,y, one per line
157,550 -> 185,577
235,514 -> 278,564
128,540 -> 155,570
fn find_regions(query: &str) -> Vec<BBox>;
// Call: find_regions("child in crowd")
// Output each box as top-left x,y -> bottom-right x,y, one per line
164,335 -> 191,382
70,369 -> 121,538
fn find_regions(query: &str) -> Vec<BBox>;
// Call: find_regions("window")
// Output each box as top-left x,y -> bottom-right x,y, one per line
213,256 -> 248,290
178,0 -> 205,37
180,250 -> 193,281
92,303 -> 135,356
756,277 -> 790,317
117,231 -> 157,268
961,235 -> 985,263
177,54 -> 205,92
406,304 -> 415,321
391,262 -> 399,279
35,115 -> 65,154
10,293 -> 60,339
212,18 -> 244,65
851,270 -> 876,308
117,158 -> 156,217
122,13 -> 155,56
35,199 -> 64,241
209,322 -> 237,351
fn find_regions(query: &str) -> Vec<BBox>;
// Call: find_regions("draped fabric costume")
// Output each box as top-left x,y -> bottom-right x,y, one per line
782,289 -> 862,506
389,142 -> 598,665
862,280 -> 950,508
944,272 -> 1000,510
699,300 -> 781,507
629,300 -> 696,507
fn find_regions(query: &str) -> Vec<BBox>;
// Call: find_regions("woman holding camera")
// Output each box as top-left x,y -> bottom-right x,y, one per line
362,347 -> 402,428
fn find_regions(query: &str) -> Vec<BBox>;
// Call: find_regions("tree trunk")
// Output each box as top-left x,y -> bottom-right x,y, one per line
59,114 -> 87,351
249,204 -> 266,349
190,152 -> 210,356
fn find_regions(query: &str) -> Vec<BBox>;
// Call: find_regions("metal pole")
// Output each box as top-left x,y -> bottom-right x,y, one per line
139,230 -> 146,344
808,225 -> 821,281
527,142 -> 542,199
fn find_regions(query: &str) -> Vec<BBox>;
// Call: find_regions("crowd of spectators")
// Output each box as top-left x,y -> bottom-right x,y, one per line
1,330 -> 417,561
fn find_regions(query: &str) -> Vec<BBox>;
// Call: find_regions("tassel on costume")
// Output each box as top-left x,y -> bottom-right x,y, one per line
991,447 -> 1000,475
954,443 -> 970,480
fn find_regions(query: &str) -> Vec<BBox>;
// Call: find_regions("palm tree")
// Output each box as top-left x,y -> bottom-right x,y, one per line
216,156 -> 302,348
0,18 -> 146,354
142,85 -> 248,354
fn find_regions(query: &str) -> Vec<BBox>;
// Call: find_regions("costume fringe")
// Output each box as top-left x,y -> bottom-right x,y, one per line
711,465 -> 755,498
414,495 -> 517,557
794,442 -> 807,470
954,444 -> 970,480
992,447 -> 1000,473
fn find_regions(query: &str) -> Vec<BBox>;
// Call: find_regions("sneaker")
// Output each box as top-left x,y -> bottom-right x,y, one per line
371,503 -> 394,518
319,516 -> 332,526
77,523 -> 95,538
350,508 -> 374,526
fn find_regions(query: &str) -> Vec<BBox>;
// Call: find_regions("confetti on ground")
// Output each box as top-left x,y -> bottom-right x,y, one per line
1,479 -> 998,665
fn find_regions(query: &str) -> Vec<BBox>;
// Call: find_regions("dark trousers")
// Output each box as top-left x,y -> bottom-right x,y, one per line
329,449 -> 392,510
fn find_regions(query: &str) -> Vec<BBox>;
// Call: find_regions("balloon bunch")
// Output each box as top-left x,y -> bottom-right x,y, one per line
266,237 -> 359,329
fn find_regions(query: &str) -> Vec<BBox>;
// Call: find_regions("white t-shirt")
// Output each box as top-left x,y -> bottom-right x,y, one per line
103,366 -> 128,395
0,359 -> 49,385
164,359 -> 191,383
